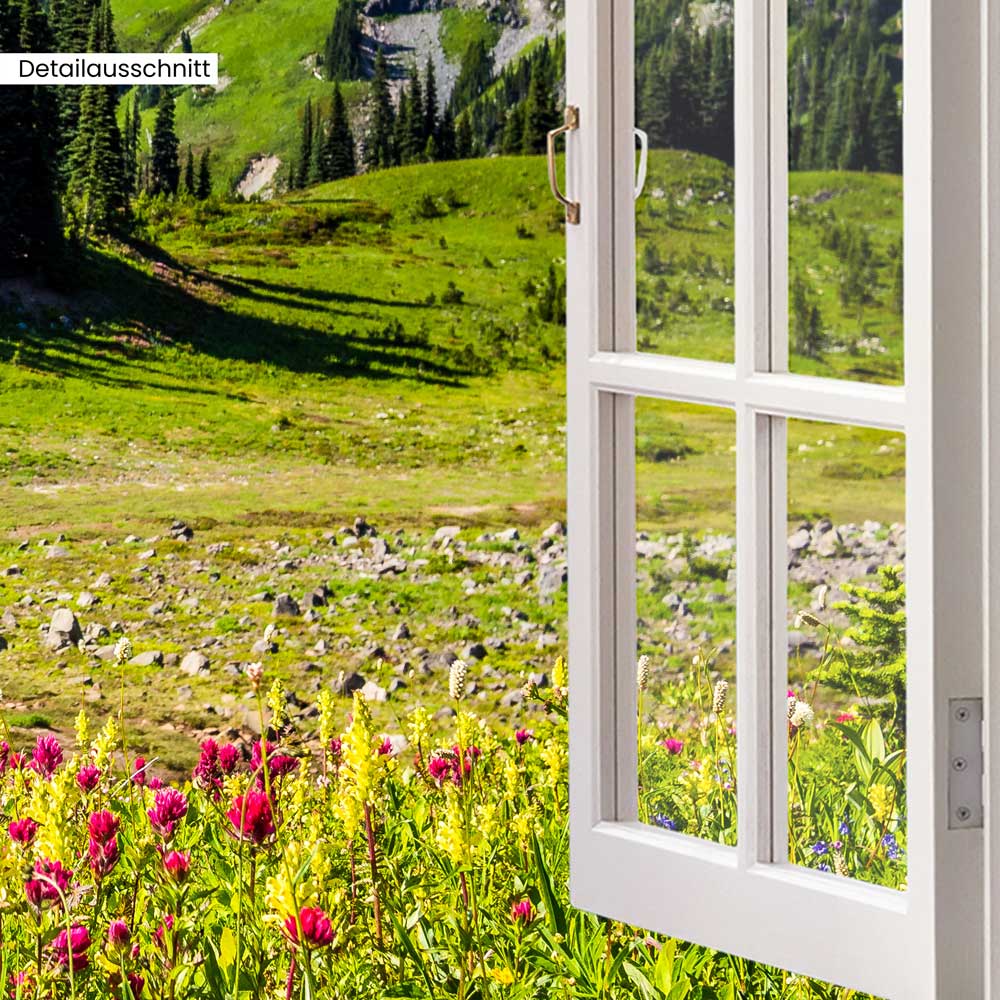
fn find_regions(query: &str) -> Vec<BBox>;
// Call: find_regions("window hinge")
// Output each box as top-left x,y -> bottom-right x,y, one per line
948,698 -> 983,829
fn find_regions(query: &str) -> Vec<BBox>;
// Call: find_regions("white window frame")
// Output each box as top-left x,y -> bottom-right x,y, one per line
565,1 -> 987,996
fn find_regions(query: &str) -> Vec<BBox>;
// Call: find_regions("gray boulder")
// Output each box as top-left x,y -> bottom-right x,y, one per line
46,608 -> 82,650
180,652 -> 211,677
273,593 -> 300,617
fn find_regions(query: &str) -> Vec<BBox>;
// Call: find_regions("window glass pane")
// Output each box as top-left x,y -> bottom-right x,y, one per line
635,2 -> 735,360
636,398 -> 736,844
786,420 -> 906,889
787,2 -> 903,384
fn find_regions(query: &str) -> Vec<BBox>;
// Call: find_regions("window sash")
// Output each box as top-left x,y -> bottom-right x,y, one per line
565,0 -> 986,995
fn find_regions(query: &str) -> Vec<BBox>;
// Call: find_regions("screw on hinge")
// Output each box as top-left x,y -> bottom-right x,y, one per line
953,756 -> 968,772
955,706 -> 971,723
957,806 -> 972,823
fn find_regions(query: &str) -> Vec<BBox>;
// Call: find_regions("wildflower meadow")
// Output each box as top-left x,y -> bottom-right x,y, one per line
0,580 -> 904,1000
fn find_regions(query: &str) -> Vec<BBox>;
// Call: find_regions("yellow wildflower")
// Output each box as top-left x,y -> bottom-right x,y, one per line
868,783 -> 894,824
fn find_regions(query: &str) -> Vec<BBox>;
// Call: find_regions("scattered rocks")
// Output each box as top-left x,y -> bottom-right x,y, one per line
361,680 -> 389,703
331,671 -> 367,697
537,563 -> 567,599
46,608 -> 82,651
129,650 -> 164,667
180,652 -> 211,677
273,594 -> 300,618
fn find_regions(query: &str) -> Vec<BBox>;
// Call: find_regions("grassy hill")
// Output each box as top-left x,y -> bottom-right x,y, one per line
0,152 -> 903,534
0,153 -> 904,765
116,0 -> 355,192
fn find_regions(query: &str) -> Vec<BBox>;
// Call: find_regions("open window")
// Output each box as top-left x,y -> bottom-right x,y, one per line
563,1 -> 986,995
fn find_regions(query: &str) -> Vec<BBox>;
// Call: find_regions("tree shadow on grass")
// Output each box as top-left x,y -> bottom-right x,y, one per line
3,243 -> 474,391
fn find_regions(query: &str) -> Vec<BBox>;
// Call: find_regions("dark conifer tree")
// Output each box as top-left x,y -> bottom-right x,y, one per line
365,49 -> 395,169
196,148 -> 212,199
451,37 -> 493,112
394,89 -> 410,165
324,0 -> 362,81
702,26 -> 733,164
183,146 -> 196,195
296,97 -> 314,189
501,104 -> 524,155
521,62 -> 559,154
0,0 -> 62,274
437,104 -> 456,161
180,28 -> 192,53
322,83 -> 356,179
455,113 -> 473,159
149,91 -> 180,196
424,57 -> 438,146
871,67 -> 902,173
67,1 -> 126,232
406,71 -> 425,162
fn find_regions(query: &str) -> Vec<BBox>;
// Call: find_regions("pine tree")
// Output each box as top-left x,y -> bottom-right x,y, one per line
870,67 -> 902,173
394,89 -> 411,165
196,148 -> 212,199
182,147 -> 195,195
123,93 -> 141,196
296,97 -> 314,189
702,26 -> 733,164
424,56 -> 438,147
451,37 -> 493,112
521,61 -> 559,155
455,113 -> 473,160
50,0 -> 99,172
406,71 -> 425,162
812,566 -> 907,735
66,0 -> 126,233
365,49 -> 395,169
791,273 -> 825,357
180,28 -> 192,53
308,110 -> 324,185
437,104 -> 456,161
321,84 -> 356,180
0,0 -> 62,274
640,53 -> 672,149
501,104 -> 524,155
324,0 -> 362,82
149,91 -> 180,196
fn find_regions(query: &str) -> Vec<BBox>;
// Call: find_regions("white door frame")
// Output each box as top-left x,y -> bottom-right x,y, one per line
564,1 -> 986,995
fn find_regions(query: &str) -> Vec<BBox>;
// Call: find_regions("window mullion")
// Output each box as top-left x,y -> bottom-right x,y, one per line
735,0 -> 779,871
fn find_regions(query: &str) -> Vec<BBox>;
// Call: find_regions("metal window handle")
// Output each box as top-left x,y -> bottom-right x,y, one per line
634,127 -> 648,200
547,105 -> 580,225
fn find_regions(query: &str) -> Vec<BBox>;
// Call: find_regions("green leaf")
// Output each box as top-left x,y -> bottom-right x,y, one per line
653,939 -> 677,993
531,831 -> 567,937
622,961 -> 658,1000
863,719 -> 886,765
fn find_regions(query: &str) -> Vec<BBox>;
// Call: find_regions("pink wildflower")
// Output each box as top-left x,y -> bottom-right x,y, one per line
147,788 -> 188,839
25,858 -> 71,910
8,817 -> 38,845
107,920 -> 130,952
662,738 -> 685,755
76,765 -> 101,792
29,736 -> 63,778
227,789 -> 276,845
218,743 -> 242,774
283,907 -> 335,949
162,850 -> 191,883
514,728 -> 534,746
50,925 -> 90,973
510,899 -> 534,925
